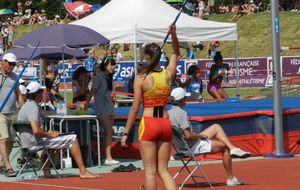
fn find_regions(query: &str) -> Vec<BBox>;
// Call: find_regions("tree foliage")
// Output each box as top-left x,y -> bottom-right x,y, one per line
1,0 -> 300,18
0,0 -> 110,19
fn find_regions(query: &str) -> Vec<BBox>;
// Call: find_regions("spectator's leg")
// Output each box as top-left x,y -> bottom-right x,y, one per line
201,124 -> 235,149
208,89 -> 222,99
0,139 -> 13,170
217,88 -> 229,98
210,141 -> 234,179
69,139 -> 99,178
98,115 -> 114,161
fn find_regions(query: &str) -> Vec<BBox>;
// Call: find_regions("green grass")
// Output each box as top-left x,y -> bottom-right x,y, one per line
14,11 -> 300,60
108,11 -> 300,60
62,86 -> 300,104
14,12 -> 300,102
207,11 -> 300,58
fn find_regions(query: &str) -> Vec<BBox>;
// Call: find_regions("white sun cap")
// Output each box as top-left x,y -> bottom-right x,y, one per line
2,53 -> 17,62
170,87 -> 191,101
26,81 -> 46,94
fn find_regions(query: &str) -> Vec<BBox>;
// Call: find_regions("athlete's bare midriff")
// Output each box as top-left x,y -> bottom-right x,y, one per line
142,107 -> 169,118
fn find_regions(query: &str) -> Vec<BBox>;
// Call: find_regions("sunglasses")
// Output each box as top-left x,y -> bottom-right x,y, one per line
7,61 -> 16,67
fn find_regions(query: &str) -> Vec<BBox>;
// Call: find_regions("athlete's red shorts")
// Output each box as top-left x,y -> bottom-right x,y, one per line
138,116 -> 173,142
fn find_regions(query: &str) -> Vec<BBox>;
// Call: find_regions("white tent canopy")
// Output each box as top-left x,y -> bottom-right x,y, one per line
72,0 -> 237,43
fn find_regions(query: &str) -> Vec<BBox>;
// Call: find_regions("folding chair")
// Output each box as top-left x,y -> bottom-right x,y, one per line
13,122 -> 61,180
172,126 -> 213,189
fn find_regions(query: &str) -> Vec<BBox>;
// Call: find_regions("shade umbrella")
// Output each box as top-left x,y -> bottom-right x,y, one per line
0,8 -> 13,15
185,2 -> 195,12
8,46 -> 88,61
74,4 -> 92,13
90,4 -> 102,12
14,24 -> 109,103
15,24 -> 109,48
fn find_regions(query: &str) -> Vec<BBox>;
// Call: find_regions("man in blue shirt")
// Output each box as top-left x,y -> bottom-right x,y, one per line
182,47 -> 196,60
84,51 -> 97,73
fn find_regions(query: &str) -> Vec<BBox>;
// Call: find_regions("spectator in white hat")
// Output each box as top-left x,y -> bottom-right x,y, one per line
18,78 -> 27,98
17,81 -> 100,179
168,87 -> 251,186
0,53 -> 25,177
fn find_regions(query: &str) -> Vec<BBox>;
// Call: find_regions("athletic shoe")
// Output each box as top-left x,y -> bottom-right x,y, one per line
230,148 -> 251,159
104,159 -> 120,165
227,176 -> 244,186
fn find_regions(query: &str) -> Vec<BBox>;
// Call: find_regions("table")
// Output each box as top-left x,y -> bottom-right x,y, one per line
46,115 -> 101,168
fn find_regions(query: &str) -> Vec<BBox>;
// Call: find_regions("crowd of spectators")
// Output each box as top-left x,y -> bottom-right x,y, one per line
169,0 -> 297,22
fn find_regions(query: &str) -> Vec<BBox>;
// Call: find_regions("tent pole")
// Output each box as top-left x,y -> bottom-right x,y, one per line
234,40 -> 240,97
139,43 -> 143,64
40,59 -> 47,111
62,46 -> 67,104
133,43 -> 138,76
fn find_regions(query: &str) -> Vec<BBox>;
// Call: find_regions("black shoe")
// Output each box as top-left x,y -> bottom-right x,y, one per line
126,163 -> 141,171
111,164 -> 131,172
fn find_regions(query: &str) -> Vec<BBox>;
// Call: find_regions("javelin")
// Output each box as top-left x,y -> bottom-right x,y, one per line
0,42 -> 40,112
161,0 -> 188,49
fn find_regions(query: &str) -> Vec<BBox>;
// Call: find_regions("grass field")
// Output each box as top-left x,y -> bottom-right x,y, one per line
14,11 -> 300,60
14,11 -> 300,103
61,86 -> 300,104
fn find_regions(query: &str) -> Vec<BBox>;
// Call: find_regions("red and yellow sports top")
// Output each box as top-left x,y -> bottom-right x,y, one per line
143,69 -> 170,107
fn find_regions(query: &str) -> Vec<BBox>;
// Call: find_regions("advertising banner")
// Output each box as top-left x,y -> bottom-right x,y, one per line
197,58 -> 269,87
35,56 -> 300,88
281,56 -> 300,77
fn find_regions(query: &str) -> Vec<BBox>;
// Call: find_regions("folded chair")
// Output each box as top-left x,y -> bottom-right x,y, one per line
172,126 -> 213,189
13,122 -> 61,180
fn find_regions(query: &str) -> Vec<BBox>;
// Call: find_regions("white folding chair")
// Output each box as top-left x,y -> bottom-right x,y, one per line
13,122 -> 61,180
172,126 -> 213,189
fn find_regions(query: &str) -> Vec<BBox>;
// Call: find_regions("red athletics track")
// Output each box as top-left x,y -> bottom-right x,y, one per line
0,156 -> 299,190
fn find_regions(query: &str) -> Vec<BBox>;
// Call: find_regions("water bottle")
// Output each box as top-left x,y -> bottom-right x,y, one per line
76,101 -> 81,110
61,101 -> 67,115
56,101 -> 62,115
21,174 -> 35,180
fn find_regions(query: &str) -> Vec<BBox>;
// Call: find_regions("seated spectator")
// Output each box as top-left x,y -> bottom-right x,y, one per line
197,0 -> 207,19
38,10 -> 48,24
72,66 -> 89,103
84,50 -> 97,73
207,40 -> 220,58
177,64 -> 203,101
29,10 -> 39,25
17,81 -> 99,179
168,87 -> 251,186
17,2 -> 23,15
18,78 -> 27,98
20,10 -> 31,25
248,0 -> 259,13
219,3 -> 229,14
207,51 -> 230,99
112,48 -> 123,61
207,0 -> 215,14
227,5 -> 245,22
181,47 -> 196,60
12,13 -> 20,25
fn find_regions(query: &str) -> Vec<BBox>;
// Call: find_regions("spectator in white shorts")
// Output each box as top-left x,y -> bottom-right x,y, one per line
17,81 -> 99,179
167,87 -> 251,186
0,53 -> 25,177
